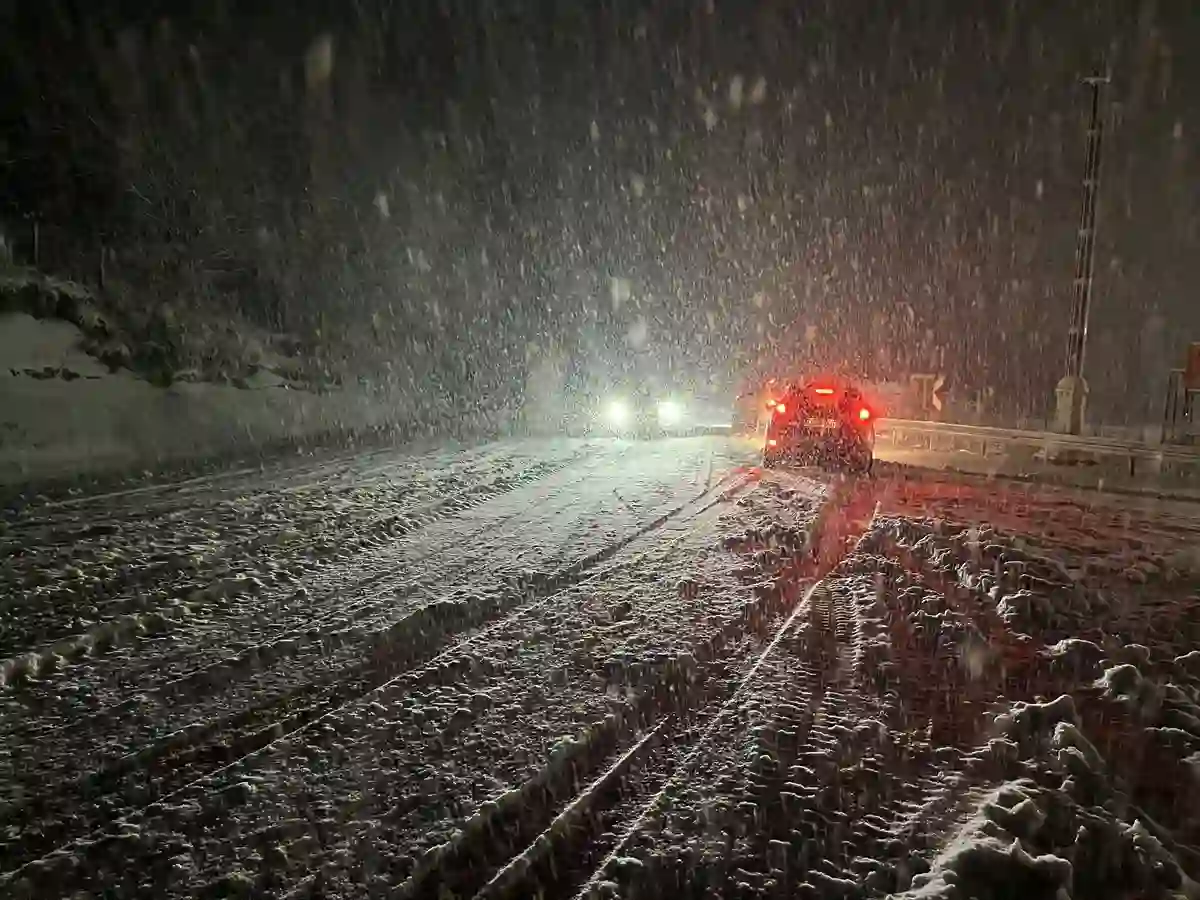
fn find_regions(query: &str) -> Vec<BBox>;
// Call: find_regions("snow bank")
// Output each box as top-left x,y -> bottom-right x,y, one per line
0,374 -> 423,485
0,312 -> 109,377
0,312 -> 432,485
899,691 -> 1200,900
901,783 -> 1073,898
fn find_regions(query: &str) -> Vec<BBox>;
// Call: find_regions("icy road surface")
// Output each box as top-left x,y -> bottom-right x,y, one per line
1,438 -> 1199,899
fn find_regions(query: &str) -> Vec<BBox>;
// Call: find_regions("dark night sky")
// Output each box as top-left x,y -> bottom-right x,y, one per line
1,0 -> 1197,422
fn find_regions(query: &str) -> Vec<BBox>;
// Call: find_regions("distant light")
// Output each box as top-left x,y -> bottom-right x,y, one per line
775,403 -> 786,414
858,407 -> 872,422
657,400 -> 683,426
813,387 -> 835,396
767,438 -> 778,447
606,399 -> 630,428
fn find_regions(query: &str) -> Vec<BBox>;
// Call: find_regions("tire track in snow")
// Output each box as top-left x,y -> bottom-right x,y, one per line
15,439 -> 548,514
0,462 -> 752,887
559,475 -> 1005,899
2,451 -> 628,858
0,447 -> 590,667
563,474 -> 880,896
0,446 -> 606,727
86,450 -> 604,696
5,443 -> 683,746
404,471 -> 865,900
4,446 -> 657,811
376,474 -> 768,900
0,455 -> 611,828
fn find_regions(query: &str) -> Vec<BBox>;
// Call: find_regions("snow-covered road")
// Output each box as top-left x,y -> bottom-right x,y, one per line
1,437 -> 1198,898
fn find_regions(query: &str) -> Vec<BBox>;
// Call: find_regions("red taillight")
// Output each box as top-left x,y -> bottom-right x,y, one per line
858,407 -> 871,422
813,387 -> 835,395
775,403 -> 786,414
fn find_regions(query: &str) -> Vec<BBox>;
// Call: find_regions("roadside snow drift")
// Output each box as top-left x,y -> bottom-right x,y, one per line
0,312 -> 429,485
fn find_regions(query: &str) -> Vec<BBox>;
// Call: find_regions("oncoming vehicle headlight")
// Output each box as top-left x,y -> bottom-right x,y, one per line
657,400 -> 683,426
605,399 -> 630,428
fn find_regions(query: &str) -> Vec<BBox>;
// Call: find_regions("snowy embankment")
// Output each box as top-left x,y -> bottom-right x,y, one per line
0,311 -> 432,485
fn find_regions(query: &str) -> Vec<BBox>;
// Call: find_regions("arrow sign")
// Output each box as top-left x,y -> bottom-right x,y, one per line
931,374 -> 945,412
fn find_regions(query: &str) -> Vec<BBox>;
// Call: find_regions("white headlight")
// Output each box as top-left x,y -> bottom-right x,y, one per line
606,399 -> 630,427
657,400 -> 682,426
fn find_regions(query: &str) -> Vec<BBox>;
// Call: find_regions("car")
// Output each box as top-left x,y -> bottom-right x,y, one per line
761,380 -> 875,473
598,392 -> 690,437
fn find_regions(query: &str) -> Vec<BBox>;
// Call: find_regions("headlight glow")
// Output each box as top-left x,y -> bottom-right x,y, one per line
657,400 -> 683,426
605,399 -> 630,428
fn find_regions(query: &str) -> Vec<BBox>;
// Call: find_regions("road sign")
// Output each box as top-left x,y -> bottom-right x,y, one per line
910,373 -> 946,417
1185,342 -> 1200,391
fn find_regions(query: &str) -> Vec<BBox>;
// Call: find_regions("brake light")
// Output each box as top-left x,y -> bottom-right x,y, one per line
775,403 -> 786,414
813,387 -> 835,395
858,407 -> 871,422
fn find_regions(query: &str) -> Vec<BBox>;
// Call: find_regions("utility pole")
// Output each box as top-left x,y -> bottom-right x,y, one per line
1055,70 -> 1109,435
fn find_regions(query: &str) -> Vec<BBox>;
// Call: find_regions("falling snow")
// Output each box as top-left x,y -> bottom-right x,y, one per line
1,4 -> 1199,896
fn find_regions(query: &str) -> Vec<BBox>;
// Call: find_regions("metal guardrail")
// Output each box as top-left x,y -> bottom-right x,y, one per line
876,417 -> 1200,477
